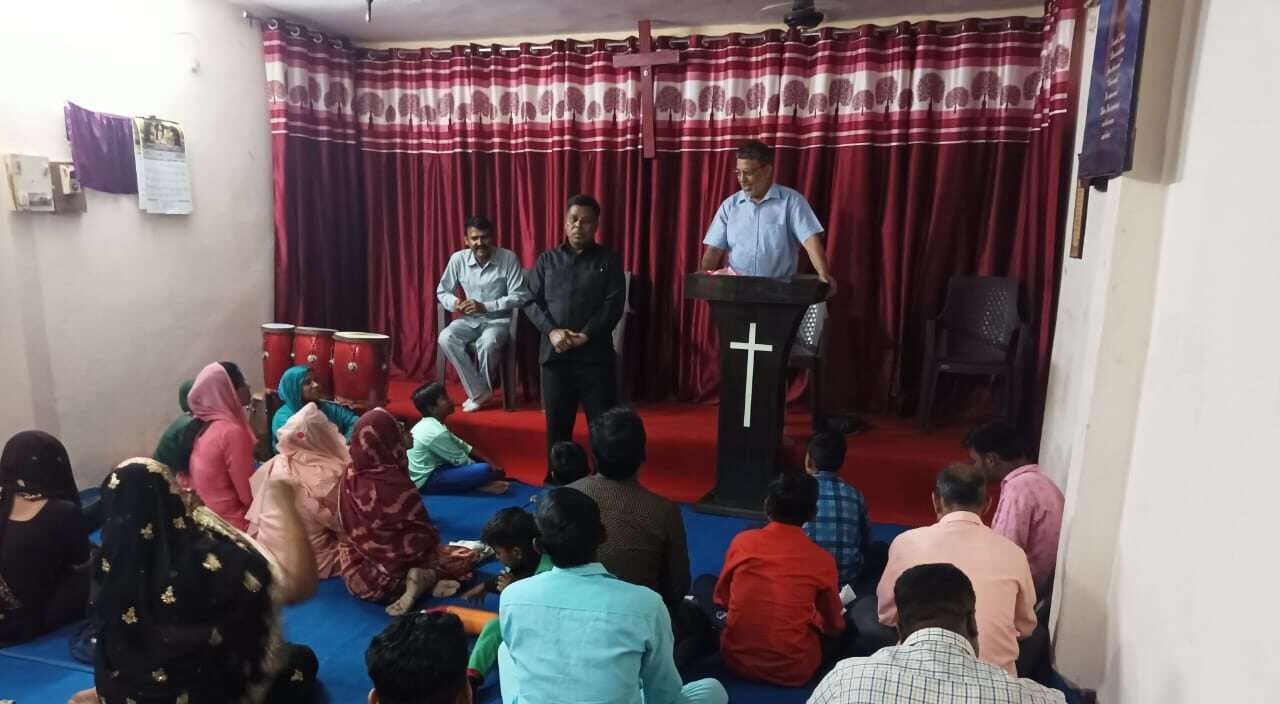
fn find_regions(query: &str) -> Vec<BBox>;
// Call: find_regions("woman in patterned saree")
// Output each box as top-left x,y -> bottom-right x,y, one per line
69,458 -> 319,704
338,407 -> 478,615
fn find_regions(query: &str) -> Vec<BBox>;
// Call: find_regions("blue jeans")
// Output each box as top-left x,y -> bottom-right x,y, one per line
421,462 -> 497,494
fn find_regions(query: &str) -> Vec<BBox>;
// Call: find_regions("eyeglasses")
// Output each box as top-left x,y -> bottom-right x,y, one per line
735,166 -> 769,179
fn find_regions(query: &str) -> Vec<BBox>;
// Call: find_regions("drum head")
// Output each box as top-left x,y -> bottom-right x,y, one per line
295,327 -> 337,336
261,323 -> 295,332
335,331 -> 390,342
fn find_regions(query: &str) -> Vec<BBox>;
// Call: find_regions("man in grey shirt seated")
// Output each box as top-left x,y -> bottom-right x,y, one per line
435,215 -> 530,412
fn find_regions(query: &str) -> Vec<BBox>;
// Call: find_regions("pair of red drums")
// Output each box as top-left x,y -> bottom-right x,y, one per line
260,324 -> 390,409
261,324 -> 337,393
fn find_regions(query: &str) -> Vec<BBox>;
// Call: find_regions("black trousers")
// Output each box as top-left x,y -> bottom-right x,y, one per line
847,594 -> 898,657
691,574 -> 727,631
541,359 -> 616,479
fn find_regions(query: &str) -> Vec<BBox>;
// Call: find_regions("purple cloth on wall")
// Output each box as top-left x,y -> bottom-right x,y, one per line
64,102 -> 137,194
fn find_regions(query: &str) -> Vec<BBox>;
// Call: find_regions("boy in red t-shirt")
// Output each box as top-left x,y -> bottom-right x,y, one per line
692,472 -> 846,687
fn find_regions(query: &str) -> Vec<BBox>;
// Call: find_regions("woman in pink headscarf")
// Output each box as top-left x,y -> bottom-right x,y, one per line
247,402 -> 347,579
186,362 -> 257,530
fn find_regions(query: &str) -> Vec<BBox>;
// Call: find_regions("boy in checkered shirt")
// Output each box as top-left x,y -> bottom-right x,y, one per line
803,432 -> 871,587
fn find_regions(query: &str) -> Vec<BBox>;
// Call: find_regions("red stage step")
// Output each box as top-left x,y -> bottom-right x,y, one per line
386,380 -> 980,527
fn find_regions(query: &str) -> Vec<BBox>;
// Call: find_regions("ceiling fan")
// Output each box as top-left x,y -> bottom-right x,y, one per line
760,0 -> 833,29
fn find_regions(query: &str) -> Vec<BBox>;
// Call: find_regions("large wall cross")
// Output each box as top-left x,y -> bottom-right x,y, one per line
612,20 -> 679,159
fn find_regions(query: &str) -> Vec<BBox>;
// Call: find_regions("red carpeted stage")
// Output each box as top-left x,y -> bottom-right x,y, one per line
387,380 -> 981,527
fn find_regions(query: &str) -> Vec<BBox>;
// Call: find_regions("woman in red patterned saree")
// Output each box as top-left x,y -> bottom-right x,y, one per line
337,407 -> 477,615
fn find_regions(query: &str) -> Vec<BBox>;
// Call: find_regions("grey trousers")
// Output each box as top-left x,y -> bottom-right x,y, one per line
438,318 -> 510,401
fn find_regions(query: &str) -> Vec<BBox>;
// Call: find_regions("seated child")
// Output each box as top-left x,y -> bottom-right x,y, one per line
530,441 -> 591,506
802,432 -> 872,588
461,507 -> 552,688
548,441 -> 590,486
692,472 -> 845,687
407,383 -> 508,495
366,610 -> 470,704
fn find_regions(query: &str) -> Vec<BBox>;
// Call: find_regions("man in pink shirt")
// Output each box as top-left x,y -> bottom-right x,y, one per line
876,464 -> 1037,677
965,422 -> 1065,599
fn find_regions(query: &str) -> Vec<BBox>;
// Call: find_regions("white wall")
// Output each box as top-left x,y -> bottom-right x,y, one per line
1043,0 -> 1280,700
0,0 -> 272,486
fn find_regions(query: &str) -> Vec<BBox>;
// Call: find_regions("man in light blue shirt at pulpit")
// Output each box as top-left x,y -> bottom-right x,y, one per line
700,139 -> 837,297
497,488 -> 728,704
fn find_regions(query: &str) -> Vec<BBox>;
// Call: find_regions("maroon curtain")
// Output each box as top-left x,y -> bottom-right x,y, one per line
264,1 -> 1080,424
266,32 -> 368,331
1014,0 -> 1081,436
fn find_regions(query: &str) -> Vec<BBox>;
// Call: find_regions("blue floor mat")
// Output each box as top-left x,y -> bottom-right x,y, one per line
0,655 -> 94,702
3,482 -> 912,704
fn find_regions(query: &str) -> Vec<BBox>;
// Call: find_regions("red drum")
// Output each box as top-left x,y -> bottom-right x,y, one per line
332,332 -> 391,410
260,323 -> 295,392
292,327 -> 337,395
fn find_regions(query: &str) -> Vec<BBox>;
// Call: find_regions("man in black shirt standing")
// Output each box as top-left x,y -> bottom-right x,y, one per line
525,194 -> 626,483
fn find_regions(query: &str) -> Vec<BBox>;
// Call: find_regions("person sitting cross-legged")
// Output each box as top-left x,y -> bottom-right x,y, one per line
339,408 -> 480,615
802,432 -> 872,588
407,383 -> 508,495
186,361 -> 257,530
248,403 -> 348,580
569,407 -> 689,608
0,431 -> 91,646
460,507 -> 552,688
808,563 -> 1065,704
69,458 -> 320,704
497,487 -> 728,704
547,440 -> 591,486
271,365 -> 359,452
153,379 -> 200,473
855,464 -> 1037,677
530,440 -> 591,508
965,421 -> 1064,600
366,609 -> 473,704
692,472 -> 846,687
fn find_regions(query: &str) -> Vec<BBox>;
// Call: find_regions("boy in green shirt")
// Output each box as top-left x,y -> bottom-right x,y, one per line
407,382 -> 508,494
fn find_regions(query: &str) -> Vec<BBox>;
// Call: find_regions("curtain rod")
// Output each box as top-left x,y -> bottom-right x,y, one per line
245,10 -> 1042,57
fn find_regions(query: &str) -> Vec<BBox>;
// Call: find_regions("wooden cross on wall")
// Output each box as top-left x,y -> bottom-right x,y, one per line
613,20 -> 679,159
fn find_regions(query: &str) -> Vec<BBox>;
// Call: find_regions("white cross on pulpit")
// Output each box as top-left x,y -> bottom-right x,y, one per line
729,322 -> 774,428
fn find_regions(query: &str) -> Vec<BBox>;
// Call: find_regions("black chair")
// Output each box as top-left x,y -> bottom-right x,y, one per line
436,303 -> 520,412
916,276 -> 1031,431
612,272 -> 634,401
788,302 -> 829,430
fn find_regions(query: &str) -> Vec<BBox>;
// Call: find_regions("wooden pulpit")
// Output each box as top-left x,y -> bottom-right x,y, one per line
686,273 -> 827,518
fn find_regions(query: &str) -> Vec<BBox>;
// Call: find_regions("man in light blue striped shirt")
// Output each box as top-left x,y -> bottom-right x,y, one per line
436,215 -> 530,411
700,140 -> 837,296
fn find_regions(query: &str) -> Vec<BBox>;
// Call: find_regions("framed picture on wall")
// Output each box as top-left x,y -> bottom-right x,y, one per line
1078,0 -> 1151,180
